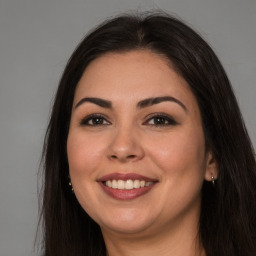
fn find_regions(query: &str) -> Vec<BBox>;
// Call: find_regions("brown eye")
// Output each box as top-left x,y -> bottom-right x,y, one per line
80,114 -> 110,126
144,114 -> 177,126
89,117 -> 105,125
152,117 -> 169,125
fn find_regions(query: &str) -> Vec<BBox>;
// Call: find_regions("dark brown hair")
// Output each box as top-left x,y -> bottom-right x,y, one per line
39,12 -> 256,256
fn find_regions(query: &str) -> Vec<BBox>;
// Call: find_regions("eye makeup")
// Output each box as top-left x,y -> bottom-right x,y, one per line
79,112 -> 178,128
143,112 -> 178,127
80,113 -> 111,126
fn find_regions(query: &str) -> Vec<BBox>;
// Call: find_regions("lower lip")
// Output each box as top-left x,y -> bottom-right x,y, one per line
98,182 -> 156,200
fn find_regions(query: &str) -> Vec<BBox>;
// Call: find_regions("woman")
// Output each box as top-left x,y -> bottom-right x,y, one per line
40,12 -> 256,256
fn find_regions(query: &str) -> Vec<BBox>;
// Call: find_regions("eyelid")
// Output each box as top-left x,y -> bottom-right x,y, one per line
80,113 -> 111,126
143,112 -> 178,126
79,112 -> 177,126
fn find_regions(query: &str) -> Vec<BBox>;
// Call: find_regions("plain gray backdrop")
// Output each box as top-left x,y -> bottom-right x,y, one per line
0,0 -> 255,255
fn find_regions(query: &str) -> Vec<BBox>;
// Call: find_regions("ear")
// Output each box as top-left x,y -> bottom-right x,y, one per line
204,151 -> 218,182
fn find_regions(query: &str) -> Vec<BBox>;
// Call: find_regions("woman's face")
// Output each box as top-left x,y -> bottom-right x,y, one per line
67,50 -> 216,236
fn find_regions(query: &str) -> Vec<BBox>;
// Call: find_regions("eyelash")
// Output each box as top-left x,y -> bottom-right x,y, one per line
80,114 -> 110,126
80,113 -> 177,127
143,113 -> 178,126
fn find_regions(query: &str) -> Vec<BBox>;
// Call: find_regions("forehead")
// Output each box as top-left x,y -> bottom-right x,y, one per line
74,50 -> 198,111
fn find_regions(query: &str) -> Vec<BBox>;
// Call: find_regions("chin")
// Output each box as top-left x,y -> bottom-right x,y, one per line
96,209 -> 157,235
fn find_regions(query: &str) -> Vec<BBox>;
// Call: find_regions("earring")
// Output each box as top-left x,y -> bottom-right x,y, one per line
211,175 -> 215,186
68,176 -> 74,192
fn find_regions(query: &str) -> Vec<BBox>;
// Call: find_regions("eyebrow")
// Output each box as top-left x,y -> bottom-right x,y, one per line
137,96 -> 187,112
75,96 -> 187,112
75,97 -> 112,109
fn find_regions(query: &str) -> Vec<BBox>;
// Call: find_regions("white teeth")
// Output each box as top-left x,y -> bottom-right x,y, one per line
106,180 -> 112,187
112,180 -> 118,189
133,180 -> 140,188
140,180 -> 145,187
104,179 -> 154,189
125,179 -> 133,189
117,180 -> 125,189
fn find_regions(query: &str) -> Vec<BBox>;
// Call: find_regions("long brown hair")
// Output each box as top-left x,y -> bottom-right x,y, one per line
39,12 -> 256,256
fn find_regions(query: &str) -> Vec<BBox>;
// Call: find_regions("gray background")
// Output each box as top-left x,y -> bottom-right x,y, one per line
0,0 -> 255,255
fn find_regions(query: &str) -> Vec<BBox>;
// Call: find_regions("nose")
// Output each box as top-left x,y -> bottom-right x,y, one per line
106,127 -> 145,163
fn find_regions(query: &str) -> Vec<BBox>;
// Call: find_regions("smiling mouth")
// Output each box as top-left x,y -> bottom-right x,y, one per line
98,173 -> 158,200
103,179 -> 154,190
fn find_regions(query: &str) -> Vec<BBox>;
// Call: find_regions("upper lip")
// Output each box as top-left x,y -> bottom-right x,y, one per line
97,173 -> 158,182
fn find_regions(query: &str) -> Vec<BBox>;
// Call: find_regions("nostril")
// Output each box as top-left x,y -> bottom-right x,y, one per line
110,154 -> 136,160
127,155 -> 136,159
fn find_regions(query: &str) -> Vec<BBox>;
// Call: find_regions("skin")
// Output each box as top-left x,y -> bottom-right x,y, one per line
67,50 -> 218,256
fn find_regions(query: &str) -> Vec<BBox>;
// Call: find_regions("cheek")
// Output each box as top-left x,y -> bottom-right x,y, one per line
67,131 -> 105,177
147,128 -> 206,179
67,131 -> 105,215
147,129 -> 206,217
